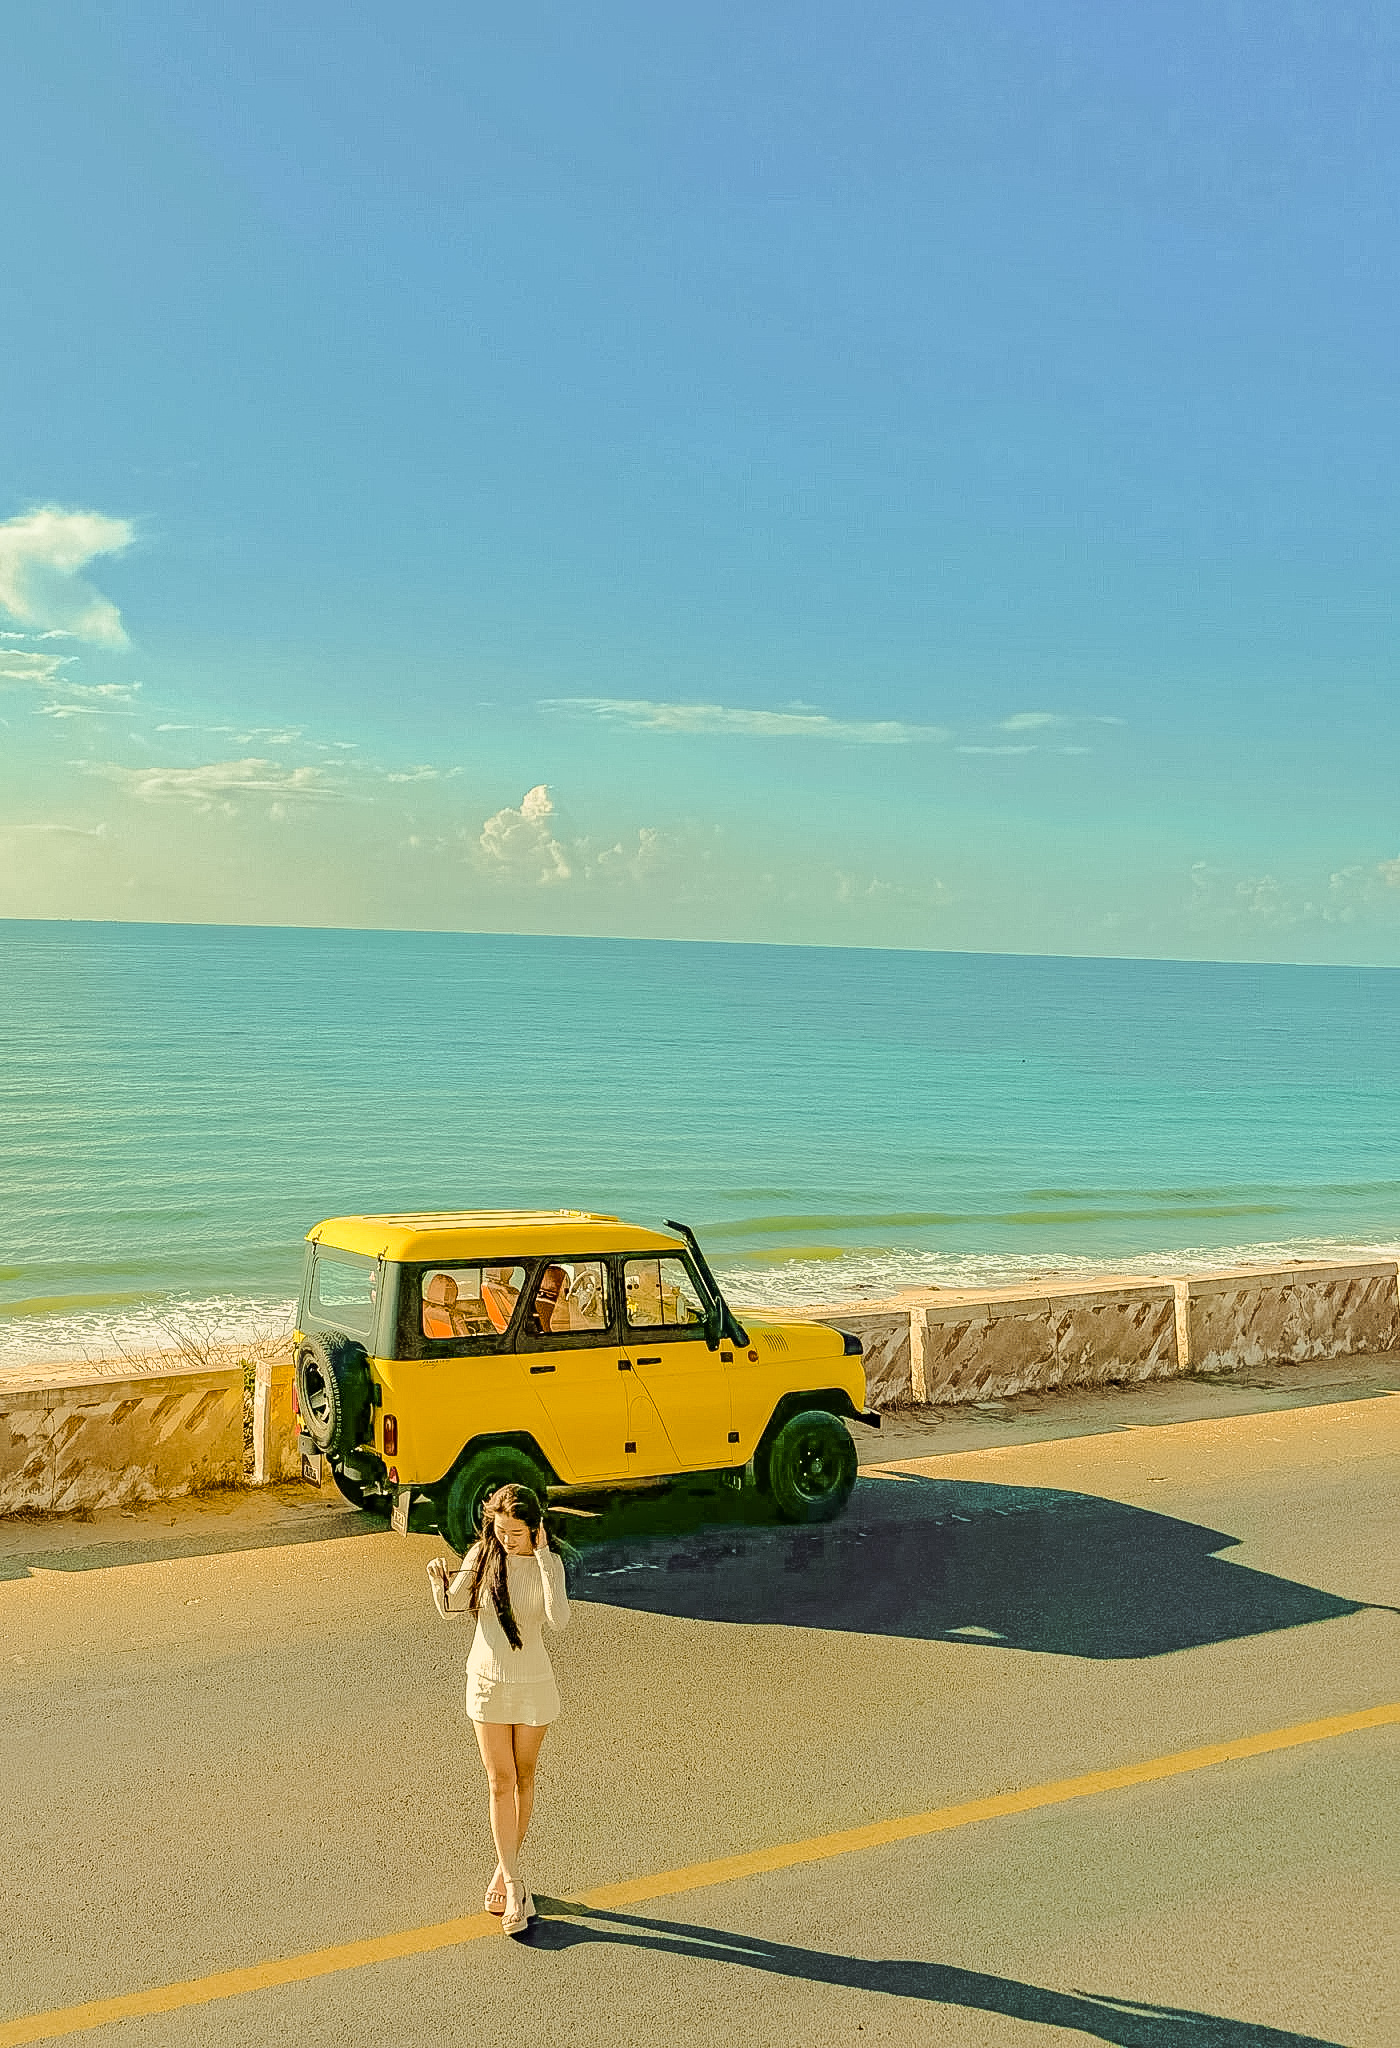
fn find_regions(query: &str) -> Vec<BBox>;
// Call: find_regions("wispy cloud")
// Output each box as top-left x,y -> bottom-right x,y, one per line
207,724 -> 304,746
956,744 -> 1036,756
0,507 -> 134,647
12,820 -> 110,838
35,682 -> 142,718
0,645 -> 76,688
540,697 -> 950,744
90,758 -> 337,809
998,711 -> 1062,732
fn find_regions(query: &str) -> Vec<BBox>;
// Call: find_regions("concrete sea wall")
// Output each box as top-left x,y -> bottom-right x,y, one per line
747,1257 -> 1400,1408
0,1358 -> 244,1515
1,1258 -> 1397,1515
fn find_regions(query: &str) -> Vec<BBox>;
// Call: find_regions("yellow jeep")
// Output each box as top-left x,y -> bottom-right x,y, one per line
291,1210 -> 878,1546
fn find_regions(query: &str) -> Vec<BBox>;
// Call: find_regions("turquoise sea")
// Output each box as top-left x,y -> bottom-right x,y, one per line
4,919 -> 1400,1369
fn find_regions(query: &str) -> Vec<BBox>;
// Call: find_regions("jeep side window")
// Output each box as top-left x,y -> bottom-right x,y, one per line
526,1259 -> 610,1335
421,1265 -> 525,1341
310,1250 -> 378,1334
624,1257 -> 707,1330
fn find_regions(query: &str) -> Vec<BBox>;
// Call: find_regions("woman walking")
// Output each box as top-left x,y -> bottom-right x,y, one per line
426,1484 -> 570,1936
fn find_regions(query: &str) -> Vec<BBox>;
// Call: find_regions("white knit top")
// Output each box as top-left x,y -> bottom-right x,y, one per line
444,1544 -> 570,1686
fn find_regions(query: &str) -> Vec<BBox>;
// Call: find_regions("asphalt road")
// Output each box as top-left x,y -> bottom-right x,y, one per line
1,1366 -> 1396,2047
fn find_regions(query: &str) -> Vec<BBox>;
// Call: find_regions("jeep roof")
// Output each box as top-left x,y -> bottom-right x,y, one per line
308,1210 -> 688,1263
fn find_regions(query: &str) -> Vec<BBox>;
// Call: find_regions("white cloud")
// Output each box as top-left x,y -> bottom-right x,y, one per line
386,764 -> 462,783
0,645 -> 75,688
474,785 -> 673,888
12,820 -> 109,838
540,698 -> 949,744
90,757 -> 337,810
956,744 -> 1035,756
0,507 -> 134,647
1188,857 -> 1400,930
207,724 -> 304,746
999,711 -> 1062,732
479,784 -> 572,883
35,682 -> 142,718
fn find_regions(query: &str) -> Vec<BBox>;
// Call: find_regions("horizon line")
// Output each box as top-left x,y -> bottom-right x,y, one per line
2,913 -> 1397,975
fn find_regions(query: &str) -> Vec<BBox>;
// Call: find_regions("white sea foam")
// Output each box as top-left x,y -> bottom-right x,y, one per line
718,1237 -> 1400,1306
0,1296 -> 297,1376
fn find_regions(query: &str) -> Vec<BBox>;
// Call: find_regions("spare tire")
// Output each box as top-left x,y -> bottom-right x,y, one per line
295,1333 -> 373,1459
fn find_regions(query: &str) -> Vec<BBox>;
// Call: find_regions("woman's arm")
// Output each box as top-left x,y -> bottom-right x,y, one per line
536,1542 -> 570,1631
428,1545 -> 477,1618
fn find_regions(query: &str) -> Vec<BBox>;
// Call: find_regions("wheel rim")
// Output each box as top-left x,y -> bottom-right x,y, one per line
301,1361 -> 333,1436
792,1432 -> 842,1501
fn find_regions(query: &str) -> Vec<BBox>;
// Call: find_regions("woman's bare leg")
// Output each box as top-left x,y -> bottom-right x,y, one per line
484,1724 -> 549,1898
512,1723 -> 548,1858
472,1720 -> 521,1893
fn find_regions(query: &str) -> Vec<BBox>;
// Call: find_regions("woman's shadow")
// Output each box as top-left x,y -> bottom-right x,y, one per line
522,1903 -> 1343,2047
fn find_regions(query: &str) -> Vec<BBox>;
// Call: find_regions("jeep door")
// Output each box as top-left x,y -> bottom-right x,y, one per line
515,1257 -> 629,1480
617,1253 -> 735,1469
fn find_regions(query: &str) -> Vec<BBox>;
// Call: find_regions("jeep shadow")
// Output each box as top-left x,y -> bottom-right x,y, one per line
552,1471 -> 1366,1660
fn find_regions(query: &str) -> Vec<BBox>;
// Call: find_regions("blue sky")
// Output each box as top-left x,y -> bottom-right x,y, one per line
3,1 -> 1398,959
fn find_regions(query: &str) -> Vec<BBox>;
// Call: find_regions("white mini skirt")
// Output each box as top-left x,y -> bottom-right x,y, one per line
466,1670 -> 561,1727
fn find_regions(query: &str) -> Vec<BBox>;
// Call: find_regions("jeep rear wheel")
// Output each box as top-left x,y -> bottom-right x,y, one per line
442,1447 -> 550,1555
329,1463 -> 391,1516
762,1409 -> 858,1523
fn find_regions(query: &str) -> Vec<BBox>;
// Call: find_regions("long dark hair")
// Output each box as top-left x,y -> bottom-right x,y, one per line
463,1483 -> 573,1650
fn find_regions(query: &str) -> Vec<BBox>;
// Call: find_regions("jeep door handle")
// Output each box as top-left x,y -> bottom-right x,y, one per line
529,1364 -> 556,1375
635,1356 -> 661,1366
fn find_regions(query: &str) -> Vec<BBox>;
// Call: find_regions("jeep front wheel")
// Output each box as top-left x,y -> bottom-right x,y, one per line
442,1447 -> 550,1555
761,1409 -> 858,1523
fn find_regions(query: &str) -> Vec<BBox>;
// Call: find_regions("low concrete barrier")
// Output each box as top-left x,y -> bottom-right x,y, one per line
0,1359 -> 243,1515
912,1278 -> 1180,1405
743,1257 -> 1400,1408
1185,1261 -> 1400,1375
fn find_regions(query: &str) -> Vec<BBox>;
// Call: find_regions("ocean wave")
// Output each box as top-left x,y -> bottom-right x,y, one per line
0,1295 -> 297,1375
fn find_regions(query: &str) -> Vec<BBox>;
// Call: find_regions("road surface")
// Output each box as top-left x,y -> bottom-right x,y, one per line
2,1360 -> 1396,2046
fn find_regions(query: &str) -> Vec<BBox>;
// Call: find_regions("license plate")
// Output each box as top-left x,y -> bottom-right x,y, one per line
390,1487 -> 412,1535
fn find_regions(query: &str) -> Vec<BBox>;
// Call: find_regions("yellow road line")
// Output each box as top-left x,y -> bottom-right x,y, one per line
3,1701 -> 1395,2046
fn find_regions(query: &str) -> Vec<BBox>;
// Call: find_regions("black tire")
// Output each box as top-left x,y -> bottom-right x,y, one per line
761,1409 -> 858,1524
295,1333 -> 373,1459
329,1463 -> 391,1516
442,1446 -> 549,1555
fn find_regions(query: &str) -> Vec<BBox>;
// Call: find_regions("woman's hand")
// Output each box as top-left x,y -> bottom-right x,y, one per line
533,1521 -> 550,1556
